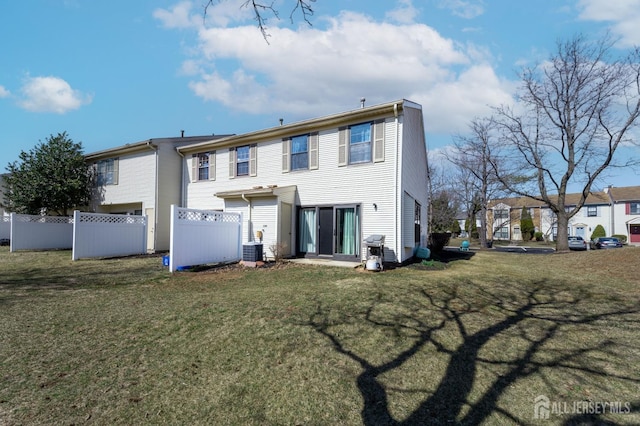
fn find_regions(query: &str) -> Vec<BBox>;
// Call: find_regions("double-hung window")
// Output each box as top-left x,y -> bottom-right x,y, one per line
283,133 -> 318,173
96,158 -> 118,186
338,120 -> 385,166
192,152 -> 215,181
494,209 -> 509,221
587,205 -> 597,217
229,144 -> 256,178
630,202 -> 640,215
236,146 -> 250,176
291,135 -> 309,170
349,123 -> 372,164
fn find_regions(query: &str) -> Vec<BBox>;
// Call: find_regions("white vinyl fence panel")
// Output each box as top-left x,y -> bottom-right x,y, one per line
72,211 -> 147,260
169,205 -> 242,273
10,213 -> 73,252
0,216 -> 9,241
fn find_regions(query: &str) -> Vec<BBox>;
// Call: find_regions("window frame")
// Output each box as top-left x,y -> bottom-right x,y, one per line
587,205 -> 598,217
290,135 -> 309,171
236,145 -> 250,177
348,122 -> 372,165
96,158 -> 118,186
630,202 -> 640,215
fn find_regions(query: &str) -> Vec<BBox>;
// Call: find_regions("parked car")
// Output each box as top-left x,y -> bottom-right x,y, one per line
591,237 -> 623,249
568,236 -> 587,251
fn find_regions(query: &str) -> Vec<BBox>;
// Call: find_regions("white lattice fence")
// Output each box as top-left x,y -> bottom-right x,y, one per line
10,213 -> 74,252
72,211 -> 147,260
169,205 -> 242,272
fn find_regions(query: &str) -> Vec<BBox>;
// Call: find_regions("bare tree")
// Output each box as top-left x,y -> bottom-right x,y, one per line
492,34 -> 640,252
448,117 -> 506,248
204,0 -> 316,42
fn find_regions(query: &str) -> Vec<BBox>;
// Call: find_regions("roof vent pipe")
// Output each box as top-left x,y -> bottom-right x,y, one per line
181,130 -> 184,138
360,97 -> 366,108
279,118 -> 283,126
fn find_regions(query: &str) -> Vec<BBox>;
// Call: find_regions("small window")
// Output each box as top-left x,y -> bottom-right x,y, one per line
236,146 -> 250,176
291,135 -> 309,171
96,158 -> 118,186
630,203 -> 640,215
587,206 -> 597,217
349,123 -> 372,164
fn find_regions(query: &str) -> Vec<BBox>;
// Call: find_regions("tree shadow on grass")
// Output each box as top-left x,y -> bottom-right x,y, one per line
304,279 -> 640,425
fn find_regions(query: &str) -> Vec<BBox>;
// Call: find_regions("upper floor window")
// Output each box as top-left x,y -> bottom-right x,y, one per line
192,152 -> 215,182
229,144 -> 257,178
338,120 -> 385,166
630,202 -> 640,215
236,146 -> 250,176
291,135 -> 309,170
96,158 -> 118,186
349,123 -> 372,164
587,205 -> 598,217
282,133 -> 318,173
494,209 -> 509,220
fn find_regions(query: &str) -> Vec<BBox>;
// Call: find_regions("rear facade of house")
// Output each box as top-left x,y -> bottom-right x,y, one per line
178,100 -> 429,264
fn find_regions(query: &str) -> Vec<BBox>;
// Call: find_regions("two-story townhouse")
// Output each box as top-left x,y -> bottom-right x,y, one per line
177,99 -> 429,264
488,191 -> 612,241
605,185 -> 640,245
85,134 -> 232,252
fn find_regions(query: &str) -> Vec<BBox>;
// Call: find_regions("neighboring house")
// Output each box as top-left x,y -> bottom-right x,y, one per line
605,185 -> 640,245
488,191 -> 613,242
85,134 -> 232,252
176,99 -> 429,264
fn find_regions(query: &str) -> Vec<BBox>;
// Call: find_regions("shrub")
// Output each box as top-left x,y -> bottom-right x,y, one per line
590,224 -> 606,240
612,234 -> 627,243
428,232 -> 451,253
534,231 -> 544,241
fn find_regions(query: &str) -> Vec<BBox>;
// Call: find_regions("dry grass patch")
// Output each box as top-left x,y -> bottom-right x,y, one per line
1,247 -> 639,425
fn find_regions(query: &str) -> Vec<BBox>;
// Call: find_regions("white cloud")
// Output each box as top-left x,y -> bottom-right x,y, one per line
18,76 -> 92,114
386,0 -> 420,24
157,2 -> 514,135
577,0 -> 640,47
153,0 -> 252,29
438,0 -> 485,19
0,85 -> 10,98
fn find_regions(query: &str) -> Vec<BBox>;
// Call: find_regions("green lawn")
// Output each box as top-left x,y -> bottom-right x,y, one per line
1,247 -> 639,425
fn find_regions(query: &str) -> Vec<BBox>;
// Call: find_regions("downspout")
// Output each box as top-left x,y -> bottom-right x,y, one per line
176,148 -> 186,207
146,140 -> 159,252
241,192 -> 252,242
394,102 -> 400,262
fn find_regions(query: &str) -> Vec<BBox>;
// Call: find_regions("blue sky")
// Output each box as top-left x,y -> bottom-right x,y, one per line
1,0 -> 639,190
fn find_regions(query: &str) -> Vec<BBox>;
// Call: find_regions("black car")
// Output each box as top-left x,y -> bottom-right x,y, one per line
591,237 -> 623,249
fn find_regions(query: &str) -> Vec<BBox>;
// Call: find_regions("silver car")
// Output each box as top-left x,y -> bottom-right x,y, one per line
568,236 -> 587,250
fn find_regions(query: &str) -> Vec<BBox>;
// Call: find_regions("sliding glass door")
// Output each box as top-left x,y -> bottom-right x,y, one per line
298,205 -> 360,260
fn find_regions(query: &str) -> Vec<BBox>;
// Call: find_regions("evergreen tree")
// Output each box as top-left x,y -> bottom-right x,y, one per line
3,132 -> 92,216
520,206 -> 535,241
